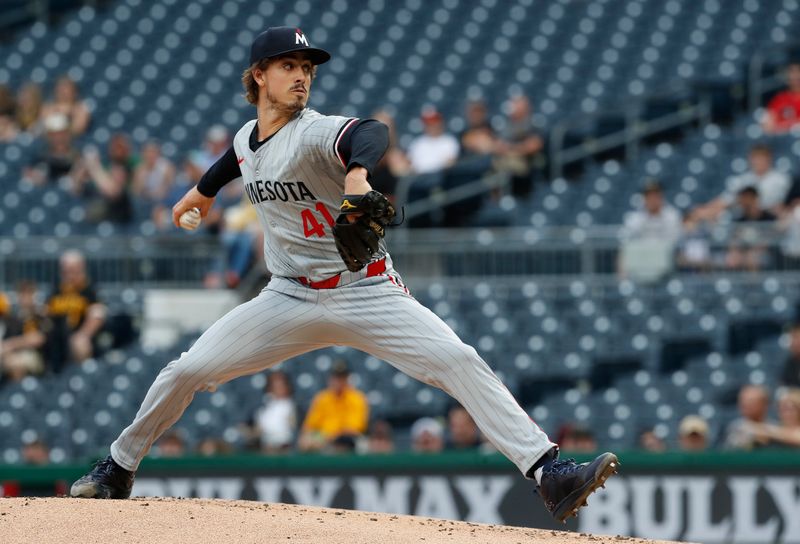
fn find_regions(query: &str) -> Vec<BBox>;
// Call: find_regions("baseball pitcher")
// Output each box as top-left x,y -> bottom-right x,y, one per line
71,26 -> 618,523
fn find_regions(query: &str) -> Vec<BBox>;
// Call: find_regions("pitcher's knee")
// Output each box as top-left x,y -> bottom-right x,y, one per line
161,356 -> 217,391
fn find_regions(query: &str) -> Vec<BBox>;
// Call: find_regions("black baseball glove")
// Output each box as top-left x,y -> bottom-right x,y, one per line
332,190 -> 396,272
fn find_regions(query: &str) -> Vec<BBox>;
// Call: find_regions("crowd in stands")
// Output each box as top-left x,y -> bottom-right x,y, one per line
0,249 -> 105,383
618,62 -> 800,280
621,143 -> 800,279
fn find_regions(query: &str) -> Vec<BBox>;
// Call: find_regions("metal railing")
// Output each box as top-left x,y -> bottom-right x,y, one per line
747,44 -> 798,113
386,222 -> 799,281
1,221 -> 796,289
548,90 -> 712,180
0,234 -> 224,288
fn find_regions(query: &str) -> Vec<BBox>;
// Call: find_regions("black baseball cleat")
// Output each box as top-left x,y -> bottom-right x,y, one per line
70,455 -> 135,499
538,452 -> 619,523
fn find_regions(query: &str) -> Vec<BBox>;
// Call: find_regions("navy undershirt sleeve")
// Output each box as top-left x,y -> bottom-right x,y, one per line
336,119 -> 389,180
196,145 -> 242,197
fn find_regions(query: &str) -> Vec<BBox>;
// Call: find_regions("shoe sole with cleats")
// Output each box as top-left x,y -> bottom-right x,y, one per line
552,452 -> 619,523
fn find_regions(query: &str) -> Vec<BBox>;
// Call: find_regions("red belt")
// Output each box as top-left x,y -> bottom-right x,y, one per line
297,258 -> 386,289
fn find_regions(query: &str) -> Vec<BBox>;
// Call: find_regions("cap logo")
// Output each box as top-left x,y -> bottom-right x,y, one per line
295,31 -> 309,46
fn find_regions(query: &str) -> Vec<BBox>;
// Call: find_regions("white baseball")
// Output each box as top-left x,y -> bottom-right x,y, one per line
179,207 -> 202,231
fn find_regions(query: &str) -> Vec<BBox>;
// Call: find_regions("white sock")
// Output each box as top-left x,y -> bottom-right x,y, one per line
533,466 -> 544,485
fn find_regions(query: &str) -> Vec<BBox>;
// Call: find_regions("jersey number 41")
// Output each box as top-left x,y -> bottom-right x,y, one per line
301,203 -> 336,238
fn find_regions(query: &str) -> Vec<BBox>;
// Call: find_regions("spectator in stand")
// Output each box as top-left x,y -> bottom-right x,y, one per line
619,180 -> 682,280
725,187 -> 777,271
252,370 -> 297,453
40,75 -> 91,136
0,282 -> 50,383
410,417 -> 445,453
152,155 -> 202,230
494,94 -> 544,197
693,144 -> 791,221
762,63 -> 800,134
132,140 -> 176,204
365,419 -> 395,453
557,424 -> 598,453
154,430 -> 186,458
369,110 -> 410,199
298,361 -> 368,452
193,124 -> 230,172
724,384 -> 773,450
21,438 -> 50,465
407,107 -> 459,174
196,437 -> 233,456
781,322 -> 800,388
77,144 -> 134,224
677,415 -> 709,452
23,113 -> 80,186
750,388 -> 800,448
677,212 -> 715,272
445,405 -> 482,450
15,82 -> 43,134
46,250 -> 106,372
638,429 -> 667,452
0,84 -> 19,142
459,99 -> 496,157
622,180 -> 683,243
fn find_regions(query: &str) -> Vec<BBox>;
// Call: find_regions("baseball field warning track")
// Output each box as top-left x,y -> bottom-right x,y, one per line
0,496 -> 684,544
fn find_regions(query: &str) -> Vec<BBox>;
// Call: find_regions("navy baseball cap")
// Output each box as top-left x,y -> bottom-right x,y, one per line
249,26 -> 331,66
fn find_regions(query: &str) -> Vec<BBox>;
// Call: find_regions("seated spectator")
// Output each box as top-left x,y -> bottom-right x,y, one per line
678,415 -> 709,452
72,133 -> 137,223
370,110 -> 411,199
558,424 -> 598,453
762,62 -> 800,134
365,419 -> 395,453
152,156 -> 202,230
23,113 -> 80,186
0,84 -> 19,142
40,75 -> 91,136
410,417 -> 445,453
445,405 -> 481,450
0,282 -> 50,383
132,140 -> 176,204
619,180 -> 682,280
407,107 -> 459,174
638,428 -> 667,452
253,370 -> 296,453
693,144 -> 791,221
15,82 -> 42,134
725,187 -> 776,271
724,384 -> 774,450
46,250 -> 106,372
21,438 -> 50,465
750,388 -> 800,448
193,124 -> 230,172
196,437 -> 233,456
494,94 -> 544,197
154,430 -> 186,457
781,322 -> 800,388
677,212 -> 715,272
460,99 -> 496,157
298,361 -> 368,452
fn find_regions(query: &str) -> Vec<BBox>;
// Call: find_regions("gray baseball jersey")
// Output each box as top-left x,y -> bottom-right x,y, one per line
233,109 -> 386,281
109,109 -> 556,482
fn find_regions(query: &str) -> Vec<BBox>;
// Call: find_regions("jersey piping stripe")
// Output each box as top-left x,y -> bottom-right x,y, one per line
334,118 -> 359,167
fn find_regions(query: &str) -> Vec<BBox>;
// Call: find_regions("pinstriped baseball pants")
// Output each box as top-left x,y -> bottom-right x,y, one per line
110,273 -> 556,475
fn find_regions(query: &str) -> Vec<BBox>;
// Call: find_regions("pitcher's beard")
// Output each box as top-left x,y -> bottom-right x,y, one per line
266,89 -> 306,115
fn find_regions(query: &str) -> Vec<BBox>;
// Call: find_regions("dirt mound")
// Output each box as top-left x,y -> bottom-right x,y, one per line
0,497 -> 677,544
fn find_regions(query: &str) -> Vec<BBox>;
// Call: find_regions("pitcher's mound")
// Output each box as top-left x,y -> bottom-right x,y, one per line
0,496 -> 676,544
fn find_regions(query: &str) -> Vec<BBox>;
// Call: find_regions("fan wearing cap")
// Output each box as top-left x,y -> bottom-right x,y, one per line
71,26 -> 619,524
